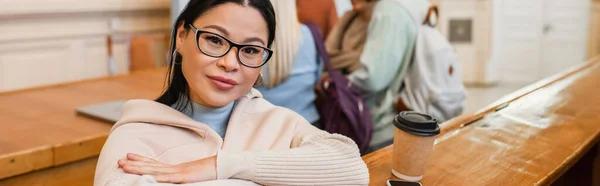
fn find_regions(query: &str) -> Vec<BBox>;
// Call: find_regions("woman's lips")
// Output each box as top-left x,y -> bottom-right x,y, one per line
207,76 -> 238,90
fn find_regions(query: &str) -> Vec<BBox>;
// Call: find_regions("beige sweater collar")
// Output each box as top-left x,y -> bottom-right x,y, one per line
111,89 -> 263,139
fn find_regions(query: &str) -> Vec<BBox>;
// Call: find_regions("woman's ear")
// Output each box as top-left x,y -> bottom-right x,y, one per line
175,21 -> 188,51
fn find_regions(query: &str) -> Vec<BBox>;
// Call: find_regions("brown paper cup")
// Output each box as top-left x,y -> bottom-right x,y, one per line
392,128 -> 436,181
390,111 -> 440,182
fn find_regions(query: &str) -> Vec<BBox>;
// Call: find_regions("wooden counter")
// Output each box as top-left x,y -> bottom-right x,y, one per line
0,68 -> 166,181
2,56 -> 600,185
363,56 -> 600,185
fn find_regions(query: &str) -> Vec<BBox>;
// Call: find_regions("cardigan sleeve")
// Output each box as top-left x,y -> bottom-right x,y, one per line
216,119 -> 369,186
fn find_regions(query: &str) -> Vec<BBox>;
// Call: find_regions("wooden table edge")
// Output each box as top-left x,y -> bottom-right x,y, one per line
0,133 -> 109,179
0,145 -> 53,179
362,56 -> 600,185
439,56 -> 600,136
536,133 -> 600,185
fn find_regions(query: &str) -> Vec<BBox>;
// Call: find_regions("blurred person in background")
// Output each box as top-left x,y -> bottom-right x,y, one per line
255,0 -> 323,127
296,0 -> 339,38
325,0 -> 369,75
326,0 -> 431,151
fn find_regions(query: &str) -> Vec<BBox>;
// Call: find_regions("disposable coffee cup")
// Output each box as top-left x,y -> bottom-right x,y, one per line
391,111 -> 440,182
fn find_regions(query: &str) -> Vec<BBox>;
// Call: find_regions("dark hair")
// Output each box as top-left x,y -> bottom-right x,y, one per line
156,0 -> 276,111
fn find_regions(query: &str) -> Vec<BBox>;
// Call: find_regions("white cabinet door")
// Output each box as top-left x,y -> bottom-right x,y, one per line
0,38 -> 110,92
494,0 -> 590,83
0,42 -> 71,91
539,0 -> 590,78
493,0 -> 545,83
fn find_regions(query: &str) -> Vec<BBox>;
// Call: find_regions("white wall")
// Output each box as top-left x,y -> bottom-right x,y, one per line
0,0 -> 171,92
439,0 -> 495,85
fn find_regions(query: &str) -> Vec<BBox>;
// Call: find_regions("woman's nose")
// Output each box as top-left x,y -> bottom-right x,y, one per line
217,48 -> 240,72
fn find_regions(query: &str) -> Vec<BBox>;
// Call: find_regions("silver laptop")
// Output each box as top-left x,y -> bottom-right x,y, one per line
76,100 -> 127,124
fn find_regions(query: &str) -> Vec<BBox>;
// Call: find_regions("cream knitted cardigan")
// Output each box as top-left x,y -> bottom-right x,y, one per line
94,89 -> 369,186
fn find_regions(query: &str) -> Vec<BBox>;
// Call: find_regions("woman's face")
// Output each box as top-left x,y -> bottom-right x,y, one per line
175,3 -> 269,108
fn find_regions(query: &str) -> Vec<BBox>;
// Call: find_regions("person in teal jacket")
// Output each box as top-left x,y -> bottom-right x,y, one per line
346,0 -> 431,151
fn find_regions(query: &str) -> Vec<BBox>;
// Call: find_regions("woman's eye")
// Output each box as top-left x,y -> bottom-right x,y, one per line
242,47 -> 260,54
205,36 -> 222,45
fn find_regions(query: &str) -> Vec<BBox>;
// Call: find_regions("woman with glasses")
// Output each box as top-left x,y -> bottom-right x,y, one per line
94,0 -> 369,185
254,0 -> 323,127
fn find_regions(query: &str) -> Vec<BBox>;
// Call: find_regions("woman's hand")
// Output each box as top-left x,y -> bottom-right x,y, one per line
118,153 -> 217,184
315,74 -> 331,96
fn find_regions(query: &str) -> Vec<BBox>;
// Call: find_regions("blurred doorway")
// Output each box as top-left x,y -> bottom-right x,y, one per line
493,0 -> 590,83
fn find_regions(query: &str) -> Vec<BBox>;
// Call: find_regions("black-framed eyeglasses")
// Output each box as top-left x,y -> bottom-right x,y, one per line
188,24 -> 273,68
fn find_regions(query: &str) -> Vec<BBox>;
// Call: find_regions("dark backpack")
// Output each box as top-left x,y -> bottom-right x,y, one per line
306,23 -> 373,154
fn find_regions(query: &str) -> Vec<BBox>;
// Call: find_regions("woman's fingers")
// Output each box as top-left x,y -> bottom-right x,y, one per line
119,160 -> 178,175
117,154 -> 217,183
127,153 -> 161,163
119,159 -> 164,168
120,162 -> 160,175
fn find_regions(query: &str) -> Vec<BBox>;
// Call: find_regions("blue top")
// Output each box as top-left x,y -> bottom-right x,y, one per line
256,25 -> 323,125
174,98 -> 234,138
